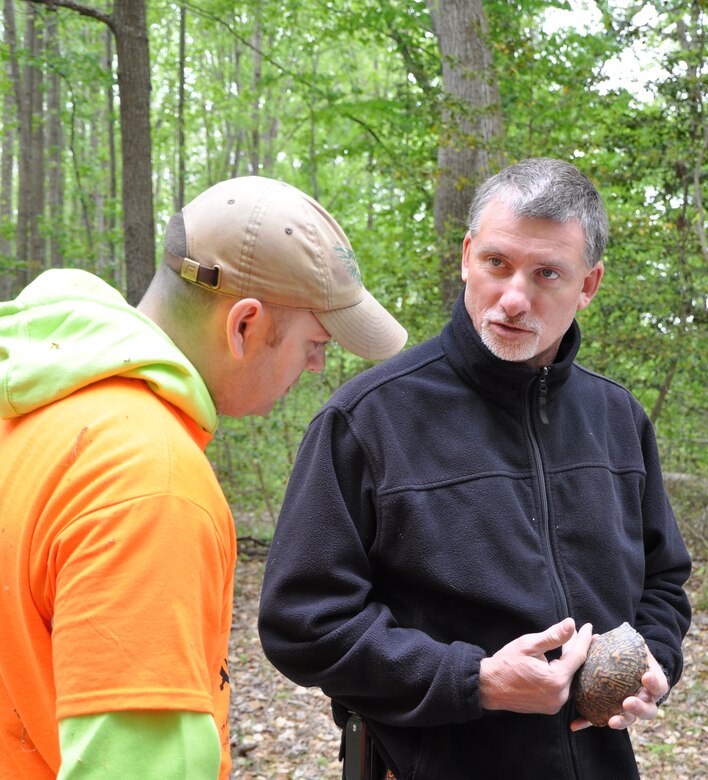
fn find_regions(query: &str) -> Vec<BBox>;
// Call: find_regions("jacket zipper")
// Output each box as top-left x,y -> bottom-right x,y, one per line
525,374 -> 568,618
538,367 -> 549,424
525,375 -> 578,778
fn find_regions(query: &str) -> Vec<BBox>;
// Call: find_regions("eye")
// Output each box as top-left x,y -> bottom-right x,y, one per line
540,268 -> 560,279
489,256 -> 504,267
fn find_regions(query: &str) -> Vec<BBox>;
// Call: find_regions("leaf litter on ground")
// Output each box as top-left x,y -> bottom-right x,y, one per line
229,546 -> 707,779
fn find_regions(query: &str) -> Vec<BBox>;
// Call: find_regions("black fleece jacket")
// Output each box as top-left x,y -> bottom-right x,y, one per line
258,295 -> 691,780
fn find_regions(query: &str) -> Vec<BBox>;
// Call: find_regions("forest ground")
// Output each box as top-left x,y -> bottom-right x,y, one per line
228,543 -> 706,780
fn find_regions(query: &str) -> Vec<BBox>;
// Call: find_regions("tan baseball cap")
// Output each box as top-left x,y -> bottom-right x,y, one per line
162,176 -> 407,361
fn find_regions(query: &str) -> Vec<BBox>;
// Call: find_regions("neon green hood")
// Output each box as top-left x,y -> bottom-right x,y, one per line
0,268 -> 218,432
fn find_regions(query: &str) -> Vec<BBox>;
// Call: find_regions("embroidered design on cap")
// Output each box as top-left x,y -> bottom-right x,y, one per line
333,243 -> 363,287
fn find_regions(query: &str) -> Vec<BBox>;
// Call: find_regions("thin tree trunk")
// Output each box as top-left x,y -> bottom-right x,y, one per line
650,356 -> 678,425
67,101 -> 94,254
15,3 -> 46,286
0,83 -> 14,295
231,40 -> 243,177
46,9 -> 63,268
28,6 -> 45,276
177,3 -> 186,210
426,0 -> 504,311
0,0 -> 17,298
106,29 -> 118,284
307,51 -> 318,200
13,1 -> 31,287
250,10 -> 262,174
93,100 -> 105,274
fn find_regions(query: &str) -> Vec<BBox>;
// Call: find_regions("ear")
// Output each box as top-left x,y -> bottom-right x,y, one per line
225,298 -> 265,359
577,262 -> 604,311
461,232 -> 472,283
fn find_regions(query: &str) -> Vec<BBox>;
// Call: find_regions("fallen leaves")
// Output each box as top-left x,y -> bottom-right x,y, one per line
229,551 -> 707,779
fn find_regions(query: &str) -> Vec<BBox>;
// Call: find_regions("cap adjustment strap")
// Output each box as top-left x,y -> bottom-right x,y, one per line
180,257 -> 221,289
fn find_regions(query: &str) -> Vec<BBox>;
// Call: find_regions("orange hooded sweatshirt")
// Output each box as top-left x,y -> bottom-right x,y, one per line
0,269 -> 236,778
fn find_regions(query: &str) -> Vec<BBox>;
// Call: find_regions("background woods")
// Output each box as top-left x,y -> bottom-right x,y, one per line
0,0 -> 705,527
1,2 -> 706,775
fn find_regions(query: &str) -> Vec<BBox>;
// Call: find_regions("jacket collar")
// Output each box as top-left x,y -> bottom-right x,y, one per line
440,292 -> 581,406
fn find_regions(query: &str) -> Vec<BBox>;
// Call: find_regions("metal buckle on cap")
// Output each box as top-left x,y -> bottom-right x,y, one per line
180,258 -> 200,283
180,258 -> 221,289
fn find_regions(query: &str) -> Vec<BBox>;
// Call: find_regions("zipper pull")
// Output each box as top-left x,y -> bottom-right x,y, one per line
538,367 -> 549,424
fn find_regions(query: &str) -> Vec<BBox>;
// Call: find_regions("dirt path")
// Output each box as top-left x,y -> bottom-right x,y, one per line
229,550 -> 706,779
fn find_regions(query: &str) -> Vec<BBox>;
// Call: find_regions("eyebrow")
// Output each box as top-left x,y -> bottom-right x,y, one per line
475,244 -> 573,270
475,243 -> 507,257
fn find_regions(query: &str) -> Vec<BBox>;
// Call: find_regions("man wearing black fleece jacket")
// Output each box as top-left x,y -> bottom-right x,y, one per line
258,158 -> 691,780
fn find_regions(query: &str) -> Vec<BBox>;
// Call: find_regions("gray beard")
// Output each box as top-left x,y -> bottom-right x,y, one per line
479,312 -> 542,363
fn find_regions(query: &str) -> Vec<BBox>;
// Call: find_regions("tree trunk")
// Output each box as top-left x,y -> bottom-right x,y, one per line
177,3 -> 186,210
650,355 -> 678,425
12,1 -> 31,288
46,9 -> 64,269
28,0 -> 155,304
11,2 -> 46,288
105,29 -> 119,285
112,0 -> 154,304
27,6 -> 45,278
250,9 -> 262,174
426,0 -> 504,312
0,0 -> 17,298
231,40 -> 244,178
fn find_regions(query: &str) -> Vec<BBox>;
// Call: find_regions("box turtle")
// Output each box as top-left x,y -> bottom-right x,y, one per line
571,622 -> 649,726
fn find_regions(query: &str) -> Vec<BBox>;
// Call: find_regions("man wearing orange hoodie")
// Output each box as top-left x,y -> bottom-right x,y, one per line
0,176 -> 406,779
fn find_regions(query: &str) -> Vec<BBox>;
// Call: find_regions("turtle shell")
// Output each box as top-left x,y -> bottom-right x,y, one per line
571,622 -> 649,726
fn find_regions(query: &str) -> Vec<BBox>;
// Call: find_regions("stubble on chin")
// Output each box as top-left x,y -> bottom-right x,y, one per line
480,312 -> 542,364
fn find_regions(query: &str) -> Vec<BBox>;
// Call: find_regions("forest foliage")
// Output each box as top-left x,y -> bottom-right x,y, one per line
1,0 -> 705,533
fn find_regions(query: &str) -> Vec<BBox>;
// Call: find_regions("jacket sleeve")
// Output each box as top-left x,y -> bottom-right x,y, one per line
258,407 -> 485,728
634,413 -> 692,689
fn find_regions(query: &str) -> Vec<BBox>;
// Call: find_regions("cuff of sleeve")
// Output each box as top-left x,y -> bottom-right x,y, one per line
656,665 -> 671,706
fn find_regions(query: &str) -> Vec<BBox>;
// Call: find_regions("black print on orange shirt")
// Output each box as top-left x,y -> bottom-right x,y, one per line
219,660 -> 230,690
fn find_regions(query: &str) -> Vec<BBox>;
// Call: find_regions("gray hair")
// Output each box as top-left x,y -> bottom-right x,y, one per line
467,158 -> 609,267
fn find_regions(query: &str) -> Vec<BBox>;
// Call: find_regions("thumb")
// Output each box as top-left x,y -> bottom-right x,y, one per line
524,617 -> 577,656
560,621 -> 594,669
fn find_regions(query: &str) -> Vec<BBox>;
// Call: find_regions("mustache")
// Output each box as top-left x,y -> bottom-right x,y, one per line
482,310 -> 542,334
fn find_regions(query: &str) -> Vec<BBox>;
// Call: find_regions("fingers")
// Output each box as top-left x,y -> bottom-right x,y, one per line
581,688 -> 659,731
607,711 -> 637,729
557,620 -> 593,672
524,617 -> 577,655
642,655 -> 669,701
640,671 -> 661,697
520,618 -> 593,675
570,717 -> 592,732
563,620 -> 593,652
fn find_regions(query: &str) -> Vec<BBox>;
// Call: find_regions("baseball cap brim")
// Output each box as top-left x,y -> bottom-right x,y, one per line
314,289 -> 407,362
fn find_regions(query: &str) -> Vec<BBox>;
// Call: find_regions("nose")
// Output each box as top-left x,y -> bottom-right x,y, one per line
306,345 -> 326,373
498,273 -> 533,318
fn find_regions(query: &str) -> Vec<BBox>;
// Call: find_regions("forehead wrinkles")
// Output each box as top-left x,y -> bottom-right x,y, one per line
479,201 -> 582,237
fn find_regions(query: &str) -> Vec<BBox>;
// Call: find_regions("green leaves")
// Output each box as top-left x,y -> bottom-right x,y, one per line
3,0 -> 704,519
